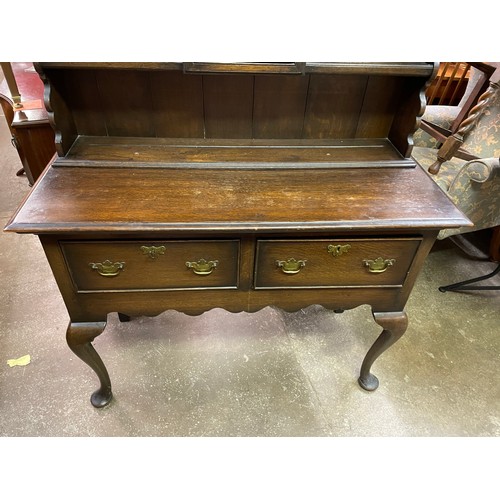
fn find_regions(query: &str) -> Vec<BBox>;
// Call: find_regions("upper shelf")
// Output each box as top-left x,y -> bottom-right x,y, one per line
55,136 -> 411,169
36,62 -> 435,160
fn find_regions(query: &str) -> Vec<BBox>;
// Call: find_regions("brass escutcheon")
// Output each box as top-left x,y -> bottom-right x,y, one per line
363,257 -> 396,273
186,259 -> 219,275
140,245 -> 166,259
327,244 -> 351,257
276,258 -> 307,274
89,260 -> 125,277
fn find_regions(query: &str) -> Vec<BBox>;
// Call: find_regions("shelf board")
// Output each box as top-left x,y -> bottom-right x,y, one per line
55,136 -> 413,169
39,62 -> 435,77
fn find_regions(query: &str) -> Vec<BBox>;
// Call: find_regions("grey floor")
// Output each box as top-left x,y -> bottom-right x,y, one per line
1,107 -> 499,438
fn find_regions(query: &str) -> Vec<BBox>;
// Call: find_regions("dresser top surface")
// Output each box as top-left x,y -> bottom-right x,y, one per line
6,164 -> 470,234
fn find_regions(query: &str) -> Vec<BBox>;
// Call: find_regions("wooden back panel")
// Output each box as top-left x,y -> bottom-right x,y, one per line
38,64 -> 432,158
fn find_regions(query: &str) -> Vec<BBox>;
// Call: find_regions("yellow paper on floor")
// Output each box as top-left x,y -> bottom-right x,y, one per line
7,354 -> 31,367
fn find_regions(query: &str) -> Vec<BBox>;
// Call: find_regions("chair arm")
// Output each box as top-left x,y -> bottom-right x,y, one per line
463,157 -> 500,183
413,106 -> 459,148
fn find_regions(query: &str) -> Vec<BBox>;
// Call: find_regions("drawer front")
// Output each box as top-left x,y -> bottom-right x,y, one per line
61,240 -> 239,292
254,238 -> 421,289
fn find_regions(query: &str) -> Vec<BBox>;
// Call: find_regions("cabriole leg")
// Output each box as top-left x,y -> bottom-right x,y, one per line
66,321 -> 112,408
358,311 -> 408,391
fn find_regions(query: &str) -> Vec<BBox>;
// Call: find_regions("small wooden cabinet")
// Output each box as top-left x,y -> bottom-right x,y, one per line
5,62 -> 470,408
0,62 -> 56,185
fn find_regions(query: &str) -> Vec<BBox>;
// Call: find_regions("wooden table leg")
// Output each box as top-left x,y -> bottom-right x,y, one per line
489,225 -> 500,262
358,311 -> 408,391
66,321 -> 112,408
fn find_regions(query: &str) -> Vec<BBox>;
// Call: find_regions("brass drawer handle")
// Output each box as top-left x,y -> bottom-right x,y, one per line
363,257 -> 396,273
89,260 -> 125,277
140,245 -> 166,259
327,244 -> 351,257
276,258 -> 307,274
186,259 -> 219,275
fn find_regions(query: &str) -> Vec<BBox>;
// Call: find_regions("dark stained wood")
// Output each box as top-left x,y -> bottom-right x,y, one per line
355,76 -> 402,138
183,62 -> 306,74
33,64 -> 438,155
253,74 -> 309,138
254,238 -> 421,288
490,226 -> 500,262
389,76 -> 429,157
203,74 -> 254,138
4,62 -> 469,406
36,66 -> 77,156
305,62 -> 434,76
0,63 -> 57,184
9,125 -> 55,183
0,95 -> 15,136
58,136 -> 406,166
61,239 -> 239,291
40,62 -> 182,70
38,233 -> 439,320
65,321 -> 111,408
149,70 -> 204,138
96,70 -> 155,137
359,311 -> 408,391
39,62 -> 435,77
303,74 -> 368,138
63,69 -> 107,136
6,164 -> 469,234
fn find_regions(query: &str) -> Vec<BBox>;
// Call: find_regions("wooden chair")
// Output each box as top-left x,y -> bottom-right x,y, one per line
427,64 -> 500,174
412,63 -> 500,239
412,63 -> 500,292
413,63 -> 496,152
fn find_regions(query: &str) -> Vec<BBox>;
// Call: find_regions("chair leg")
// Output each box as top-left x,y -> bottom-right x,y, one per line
439,263 -> 500,292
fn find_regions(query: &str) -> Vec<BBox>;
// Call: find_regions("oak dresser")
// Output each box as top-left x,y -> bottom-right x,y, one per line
5,62 -> 470,407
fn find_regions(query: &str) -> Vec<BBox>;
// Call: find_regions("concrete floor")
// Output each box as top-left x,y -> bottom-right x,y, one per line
0,106 -> 499,438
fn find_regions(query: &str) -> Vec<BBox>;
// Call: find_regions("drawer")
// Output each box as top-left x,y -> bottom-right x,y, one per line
61,240 -> 239,292
254,238 -> 421,289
